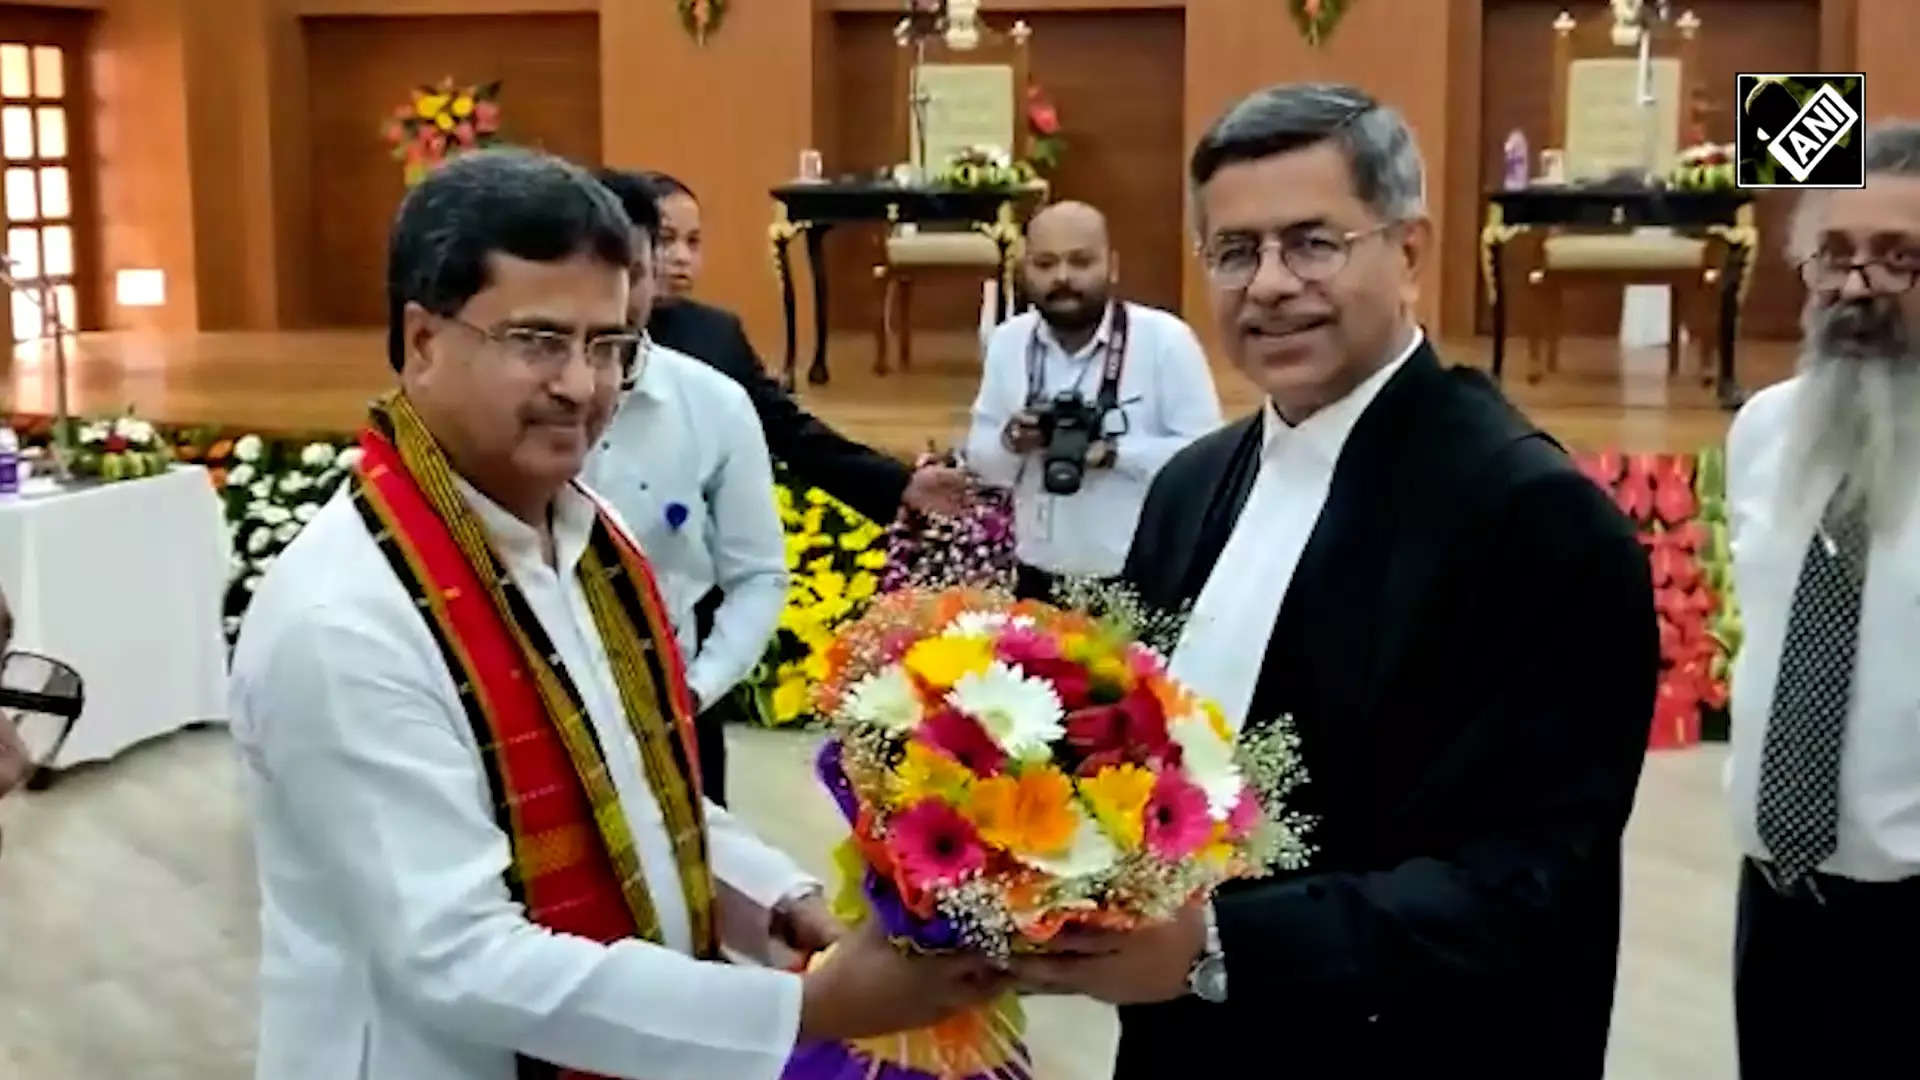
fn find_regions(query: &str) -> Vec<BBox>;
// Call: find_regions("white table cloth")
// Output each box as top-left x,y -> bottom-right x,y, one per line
0,465 -> 229,768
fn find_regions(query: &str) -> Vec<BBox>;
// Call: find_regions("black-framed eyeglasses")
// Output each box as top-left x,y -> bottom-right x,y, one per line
3,650 -> 84,772
1199,223 -> 1396,291
1797,254 -> 1920,295
439,315 -> 643,384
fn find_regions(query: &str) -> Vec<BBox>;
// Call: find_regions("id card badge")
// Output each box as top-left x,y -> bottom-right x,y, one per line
1032,494 -> 1056,542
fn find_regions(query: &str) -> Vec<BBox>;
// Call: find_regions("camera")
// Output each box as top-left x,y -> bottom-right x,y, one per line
1031,390 -> 1107,496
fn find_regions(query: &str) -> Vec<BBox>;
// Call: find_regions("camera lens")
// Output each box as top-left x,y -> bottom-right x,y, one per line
1043,458 -> 1084,496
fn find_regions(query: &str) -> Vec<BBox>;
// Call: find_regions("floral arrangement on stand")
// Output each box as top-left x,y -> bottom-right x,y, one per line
748,473 -> 891,728
1025,82 -> 1064,173
383,77 -> 503,188
1669,142 -> 1736,192
68,412 -> 173,483
189,432 -> 359,644
934,145 -> 1038,190
1577,450 -> 1737,747
783,584 -> 1313,1080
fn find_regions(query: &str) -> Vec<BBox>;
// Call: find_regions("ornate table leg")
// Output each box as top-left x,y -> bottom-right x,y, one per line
769,207 -> 802,392
1707,205 -> 1759,411
976,201 -> 1023,326
1479,204 -> 1523,380
805,223 -> 833,386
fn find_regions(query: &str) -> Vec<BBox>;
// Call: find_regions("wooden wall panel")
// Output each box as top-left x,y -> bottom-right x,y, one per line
823,8 -> 1186,335
302,12 -> 601,326
93,0 -> 196,331
1477,0 -> 1819,340
601,0 -> 815,363
183,0 -> 278,330
1858,0 -> 1920,121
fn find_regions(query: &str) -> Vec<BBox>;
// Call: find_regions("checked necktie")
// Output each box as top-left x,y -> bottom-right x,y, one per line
1755,484 -> 1871,886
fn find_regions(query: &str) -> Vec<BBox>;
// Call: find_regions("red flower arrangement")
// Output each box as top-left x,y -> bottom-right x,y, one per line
383,77 -> 503,188
1577,450 -> 1733,748
1025,82 -> 1064,172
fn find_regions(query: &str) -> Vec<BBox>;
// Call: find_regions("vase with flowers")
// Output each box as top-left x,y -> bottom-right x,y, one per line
382,77 -> 503,187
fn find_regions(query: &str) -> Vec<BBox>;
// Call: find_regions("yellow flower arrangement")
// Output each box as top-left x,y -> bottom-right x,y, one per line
748,472 -> 891,727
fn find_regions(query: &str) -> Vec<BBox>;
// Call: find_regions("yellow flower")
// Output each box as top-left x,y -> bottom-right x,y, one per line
893,741 -> 973,807
970,765 -> 1077,856
772,675 -> 812,724
1202,699 -> 1231,741
807,554 -> 835,574
434,112 -> 456,131
775,484 -> 795,509
1058,632 -> 1095,664
1087,652 -> 1133,693
415,92 -> 449,118
849,572 -> 878,602
903,634 -> 993,690
452,94 -> 474,118
814,570 -> 847,601
838,530 -> 869,552
855,548 -> 888,571
803,507 -> 826,533
805,487 -> 829,505
1078,764 -> 1155,851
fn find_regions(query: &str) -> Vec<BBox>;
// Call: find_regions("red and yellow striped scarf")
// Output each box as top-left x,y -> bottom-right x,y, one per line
351,392 -> 715,1079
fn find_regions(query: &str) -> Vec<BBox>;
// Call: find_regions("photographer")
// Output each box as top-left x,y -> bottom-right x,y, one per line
965,201 -> 1222,600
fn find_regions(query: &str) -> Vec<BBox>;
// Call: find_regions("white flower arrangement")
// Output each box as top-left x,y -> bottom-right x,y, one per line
219,434 -> 358,645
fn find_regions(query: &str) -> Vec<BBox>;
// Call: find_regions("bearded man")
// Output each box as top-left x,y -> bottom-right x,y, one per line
1723,121 -> 1920,1080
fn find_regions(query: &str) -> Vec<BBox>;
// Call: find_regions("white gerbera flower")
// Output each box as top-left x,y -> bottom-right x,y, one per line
234,435 -> 263,463
945,610 -> 1008,637
226,463 -> 255,488
1018,804 -> 1118,879
294,502 -> 320,524
335,447 -> 364,471
300,443 -> 336,469
841,664 -> 922,733
947,661 -> 1063,757
1169,713 -> 1244,821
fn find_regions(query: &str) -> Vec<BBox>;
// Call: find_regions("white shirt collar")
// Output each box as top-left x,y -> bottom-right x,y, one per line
1262,324 -> 1424,463
453,475 -> 599,574
1038,300 -> 1118,360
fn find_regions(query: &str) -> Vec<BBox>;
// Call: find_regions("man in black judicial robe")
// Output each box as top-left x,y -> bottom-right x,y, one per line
1013,83 -> 1658,1078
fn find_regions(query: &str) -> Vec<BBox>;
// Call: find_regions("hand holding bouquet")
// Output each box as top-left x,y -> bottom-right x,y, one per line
784,584 -> 1313,1080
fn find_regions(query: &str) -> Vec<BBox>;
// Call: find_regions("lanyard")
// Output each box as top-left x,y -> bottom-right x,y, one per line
1025,301 -> 1131,412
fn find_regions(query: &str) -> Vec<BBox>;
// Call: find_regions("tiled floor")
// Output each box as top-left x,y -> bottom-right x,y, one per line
0,725 -> 1738,1078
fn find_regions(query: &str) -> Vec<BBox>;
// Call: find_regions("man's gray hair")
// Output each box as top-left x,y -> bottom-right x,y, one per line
1188,82 -> 1426,228
1788,120 -> 1920,257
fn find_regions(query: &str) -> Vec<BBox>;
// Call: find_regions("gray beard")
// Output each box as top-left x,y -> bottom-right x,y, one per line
1778,348 -> 1920,532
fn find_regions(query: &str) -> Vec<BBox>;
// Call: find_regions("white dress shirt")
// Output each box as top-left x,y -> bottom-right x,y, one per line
1168,327 -> 1422,731
584,342 -> 787,711
1724,377 -> 1920,882
964,300 -> 1223,577
230,476 -> 814,1080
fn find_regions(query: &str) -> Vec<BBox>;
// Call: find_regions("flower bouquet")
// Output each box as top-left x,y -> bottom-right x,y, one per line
935,146 -> 1037,191
68,412 -> 173,483
783,585 -> 1314,1080
219,435 -> 360,643
1669,142 -> 1735,192
383,77 -> 503,188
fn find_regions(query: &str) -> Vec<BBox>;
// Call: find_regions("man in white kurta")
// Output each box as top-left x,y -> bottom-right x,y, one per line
230,148 -> 998,1080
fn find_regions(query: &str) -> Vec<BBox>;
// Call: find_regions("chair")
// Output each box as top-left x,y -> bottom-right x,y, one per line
1526,7 -> 1719,383
874,15 -> 1032,375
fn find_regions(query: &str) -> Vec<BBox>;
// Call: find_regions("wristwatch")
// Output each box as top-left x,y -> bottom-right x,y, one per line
1187,901 -> 1228,1003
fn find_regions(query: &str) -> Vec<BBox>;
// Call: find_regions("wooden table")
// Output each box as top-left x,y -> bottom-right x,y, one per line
1481,187 -> 1758,409
768,181 -> 1040,389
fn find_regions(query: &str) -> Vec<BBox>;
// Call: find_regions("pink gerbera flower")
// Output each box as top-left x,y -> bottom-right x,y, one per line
995,625 -> 1061,667
1226,786 -> 1263,839
887,799 -> 987,888
1143,771 -> 1212,861
919,706 -> 1008,777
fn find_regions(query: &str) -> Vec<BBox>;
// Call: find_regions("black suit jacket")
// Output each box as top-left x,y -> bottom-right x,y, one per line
648,299 -> 912,524
1115,343 -> 1656,1078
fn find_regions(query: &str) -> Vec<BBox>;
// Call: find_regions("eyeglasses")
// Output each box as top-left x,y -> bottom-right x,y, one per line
439,315 -> 642,383
1798,253 -> 1920,295
1199,223 -> 1395,291
3,650 -> 85,774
